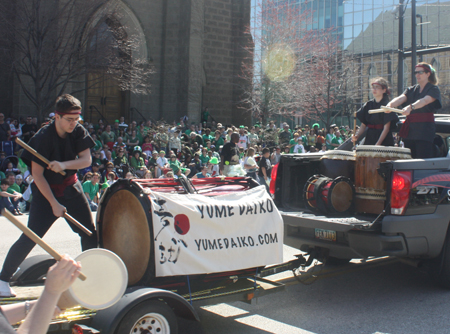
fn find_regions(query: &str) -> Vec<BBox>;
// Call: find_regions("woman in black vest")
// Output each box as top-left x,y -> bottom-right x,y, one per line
386,62 -> 441,158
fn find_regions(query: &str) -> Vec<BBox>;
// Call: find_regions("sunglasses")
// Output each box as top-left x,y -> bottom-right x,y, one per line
415,71 -> 425,75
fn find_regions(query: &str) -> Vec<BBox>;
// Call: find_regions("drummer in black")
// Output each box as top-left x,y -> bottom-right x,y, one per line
385,62 -> 441,159
0,94 -> 97,297
352,77 -> 398,146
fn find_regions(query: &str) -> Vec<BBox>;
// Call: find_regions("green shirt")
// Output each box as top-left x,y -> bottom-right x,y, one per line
199,155 -> 210,164
101,131 -> 116,144
7,184 -> 20,194
331,136 -> 343,149
82,181 -> 99,201
169,159 -> 181,173
130,156 -> 145,169
212,137 -> 224,148
289,138 -> 297,153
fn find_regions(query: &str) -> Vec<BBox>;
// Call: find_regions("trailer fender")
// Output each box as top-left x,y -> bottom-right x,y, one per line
11,255 -> 55,286
90,286 -> 199,333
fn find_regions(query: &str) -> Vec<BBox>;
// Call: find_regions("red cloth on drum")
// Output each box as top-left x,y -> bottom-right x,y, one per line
399,112 -> 434,138
367,124 -> 384,130
50,173 -> 78,198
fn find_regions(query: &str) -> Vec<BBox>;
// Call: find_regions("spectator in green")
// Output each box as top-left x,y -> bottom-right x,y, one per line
248,127 -> 259,147
14,175 -> 27,194
101,125 -> 116,150
92,134 -> 102,151
331,130 -> 344,149
168,154 -> 181,174
289,132 -> 300,153
201,107 -> 210,124
130,146 -> 147,178
155,126 -> 169,153
202,128 -> 213,143
127,130 -> 140,153
185,124 -> 195,136
212,130 -> 224,148
199,147 -> 210,165
83,172 -> 100,211
190,132 -> 204,146
325,126 -> 335,150
6,173 -> 21,195
113,148 -> 128,168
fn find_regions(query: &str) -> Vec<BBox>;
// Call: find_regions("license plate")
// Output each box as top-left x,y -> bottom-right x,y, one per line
315,228 -> 336,242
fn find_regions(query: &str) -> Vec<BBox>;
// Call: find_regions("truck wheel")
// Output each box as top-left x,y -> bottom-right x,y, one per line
430,229 -> 450,289
116,300 -> 178,334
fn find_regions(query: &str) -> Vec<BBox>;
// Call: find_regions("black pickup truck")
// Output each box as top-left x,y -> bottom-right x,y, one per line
273,115 -> 450,287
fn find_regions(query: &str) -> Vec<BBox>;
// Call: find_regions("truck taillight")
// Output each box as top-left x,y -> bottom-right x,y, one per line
270,163 -> 279,195
391,170 -> 412,215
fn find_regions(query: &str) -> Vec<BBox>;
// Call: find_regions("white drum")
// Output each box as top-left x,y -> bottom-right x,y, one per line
58,249 -> 128,310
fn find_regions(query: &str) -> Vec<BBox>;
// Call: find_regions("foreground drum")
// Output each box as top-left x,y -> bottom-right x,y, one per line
355,146 -> 411,214
319,150 -> 355,181
304,175 -> 354,215
99,181 -> 154,286
58,249 -> 127,310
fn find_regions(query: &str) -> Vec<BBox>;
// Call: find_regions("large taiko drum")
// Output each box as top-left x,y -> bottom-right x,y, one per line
319,150 -> 355,181
98,180 -> 155,286
304,175 -> 354,215
355,145 -> 411,214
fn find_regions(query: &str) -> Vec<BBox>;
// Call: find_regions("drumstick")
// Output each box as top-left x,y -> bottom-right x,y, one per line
380,106 -> 404,114
368,109 -> 388,114
2,209 -> 86,281
15,138 -> 66,176
64,213 -> 93,236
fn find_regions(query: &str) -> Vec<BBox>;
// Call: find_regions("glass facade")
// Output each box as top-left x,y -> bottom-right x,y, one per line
252,0 -> 450,119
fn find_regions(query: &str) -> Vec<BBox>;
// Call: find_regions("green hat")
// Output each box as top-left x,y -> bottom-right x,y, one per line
254,124 -> 260,128
159,150 -> 165,154
101,183 -> 109,189
133,146 -> 142,153
312,123 -> 320,128
210,157 -> 218,164
115,119 -> 119,123
239,125 -> 245,128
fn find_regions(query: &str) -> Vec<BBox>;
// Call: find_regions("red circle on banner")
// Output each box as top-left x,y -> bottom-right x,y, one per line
174,214 -> 190,235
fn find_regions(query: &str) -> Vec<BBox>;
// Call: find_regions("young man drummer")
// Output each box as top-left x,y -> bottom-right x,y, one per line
0,94 -> 97,297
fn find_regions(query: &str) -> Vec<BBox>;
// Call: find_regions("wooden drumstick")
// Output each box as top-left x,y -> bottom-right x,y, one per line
368,109 -> 387,114
2,209 -> 86,281
380,106 -> 404,113
15,138 -> 66,176
64,213 -> 93,236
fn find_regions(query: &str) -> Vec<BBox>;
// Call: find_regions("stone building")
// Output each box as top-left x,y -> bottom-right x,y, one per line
0,0 -> 253,126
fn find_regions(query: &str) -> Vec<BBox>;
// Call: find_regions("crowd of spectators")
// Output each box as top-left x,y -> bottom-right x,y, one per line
2,111 -> 405,214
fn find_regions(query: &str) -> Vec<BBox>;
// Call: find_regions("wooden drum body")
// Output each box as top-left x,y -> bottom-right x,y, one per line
304,175 -> 354,215
355,146 -> 411,214
319,150 -> 355,181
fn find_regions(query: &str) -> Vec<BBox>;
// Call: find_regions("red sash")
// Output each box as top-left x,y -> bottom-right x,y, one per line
398,112 -> 434,138
367,124 -> 384,130
50,174 -> 78,198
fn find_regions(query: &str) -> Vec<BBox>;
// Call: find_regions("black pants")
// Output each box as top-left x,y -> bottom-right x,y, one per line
403,140 -> 434,159
0,197 -> 17,213
0,181 -> 97,282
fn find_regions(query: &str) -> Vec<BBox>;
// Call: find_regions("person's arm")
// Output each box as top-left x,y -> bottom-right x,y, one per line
0,190 -> 20,198
47,148 -> 92,173
386,94 -> 407,109
352,123 -> 367,143
32,162 -> 65,217
219,155 -> 225,172
375,123 -> 391,146
401,95 -> 437,116
15,256 -> 80,334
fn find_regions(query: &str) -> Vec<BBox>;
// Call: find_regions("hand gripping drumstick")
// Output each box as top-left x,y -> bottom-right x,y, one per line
15,138 -> 66,176
15,137 -> 92,236
2,209 -> 87,281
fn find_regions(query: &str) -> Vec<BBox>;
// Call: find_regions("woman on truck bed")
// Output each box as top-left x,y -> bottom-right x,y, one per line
352,77 -> 398,146
385,62 -> 442,159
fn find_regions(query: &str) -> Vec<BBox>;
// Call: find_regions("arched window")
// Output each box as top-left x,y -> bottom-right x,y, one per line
430,58 -> 441,73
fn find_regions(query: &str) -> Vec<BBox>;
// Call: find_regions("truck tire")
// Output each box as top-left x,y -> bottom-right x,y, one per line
116,300 -> 178,334
430,228 -> 450,289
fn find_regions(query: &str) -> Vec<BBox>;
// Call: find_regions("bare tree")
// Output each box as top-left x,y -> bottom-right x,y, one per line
0,0 -> 153,119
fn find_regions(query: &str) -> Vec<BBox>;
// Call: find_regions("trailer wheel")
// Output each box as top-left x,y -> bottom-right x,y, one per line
116,300 -> 178,334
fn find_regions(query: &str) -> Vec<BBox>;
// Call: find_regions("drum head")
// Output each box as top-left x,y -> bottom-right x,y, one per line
102,189 -> 151,285
70,249 -> 127,309
330,180 -> 353,212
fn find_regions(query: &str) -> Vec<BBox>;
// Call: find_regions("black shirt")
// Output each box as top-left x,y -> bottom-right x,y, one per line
0,122 -> 10,142
402,83 -> 442,142
21,121 -> 95,184
356,95 -> 398,146
258,156 -> 272,177
21,123 -> 39,143
221,142 -> 239,165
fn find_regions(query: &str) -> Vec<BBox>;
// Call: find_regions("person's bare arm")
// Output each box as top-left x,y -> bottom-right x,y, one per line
386,94 -> 407,109
401,95 -> 437,116
352,123 -> 367,143
32,162 -> 65,217
48,148 -> 92,173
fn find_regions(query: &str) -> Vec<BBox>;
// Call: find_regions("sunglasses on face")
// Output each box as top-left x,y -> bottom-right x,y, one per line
415,71 -> 425,75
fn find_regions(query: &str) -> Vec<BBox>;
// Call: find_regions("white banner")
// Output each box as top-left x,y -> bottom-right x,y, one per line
151,185 -> 283,277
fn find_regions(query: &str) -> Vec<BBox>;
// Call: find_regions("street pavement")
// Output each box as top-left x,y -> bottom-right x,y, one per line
1,213 -> 450,333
